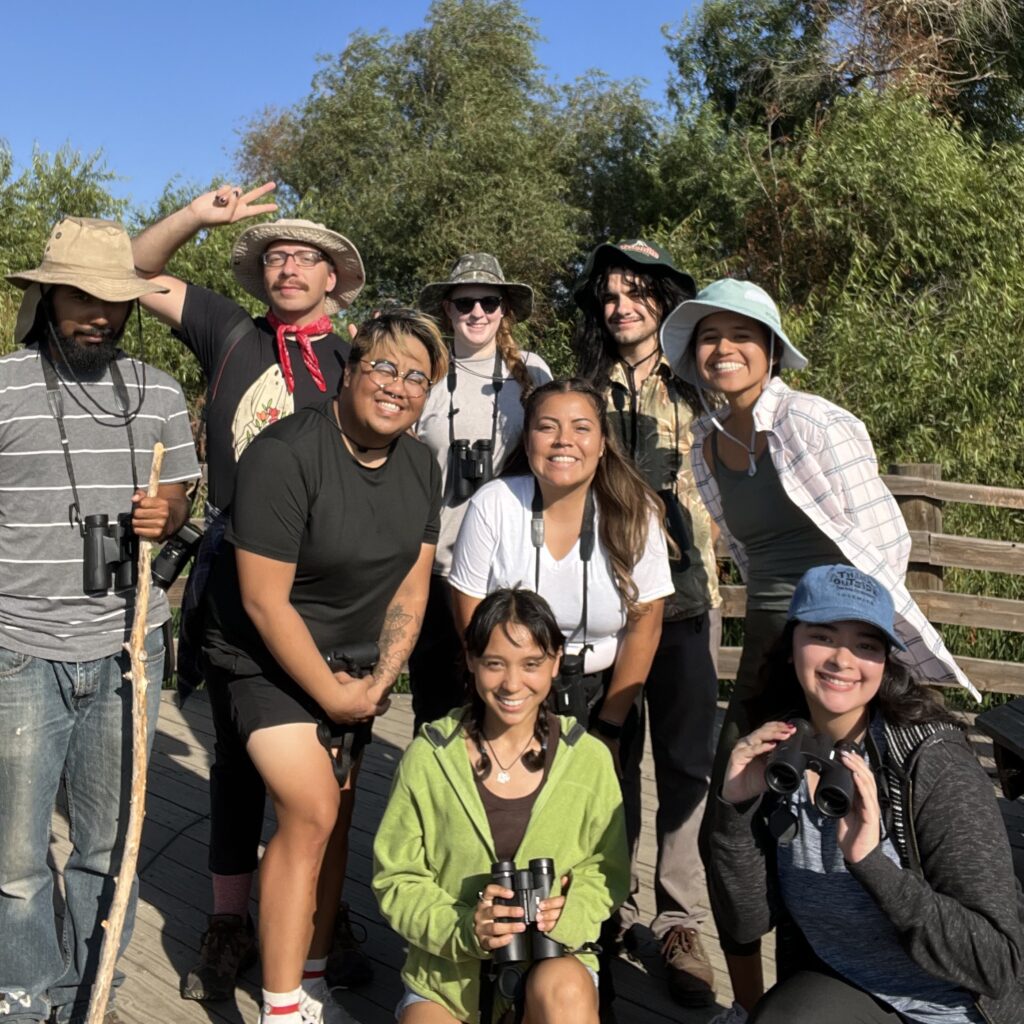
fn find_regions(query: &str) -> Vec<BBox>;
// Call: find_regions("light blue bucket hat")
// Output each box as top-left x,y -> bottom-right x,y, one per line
661,278 -> 807,389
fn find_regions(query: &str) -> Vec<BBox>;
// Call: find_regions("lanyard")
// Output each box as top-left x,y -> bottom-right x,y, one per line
447,346 -> 504,448
40,352 -> 139,534
530,480 -> 596,649
612,364 -> 683,498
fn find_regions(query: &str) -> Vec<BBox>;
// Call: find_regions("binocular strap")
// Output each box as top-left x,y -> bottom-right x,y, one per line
40,351 -> 140,532
316,720 -> 372,788
447,346 -> 504,448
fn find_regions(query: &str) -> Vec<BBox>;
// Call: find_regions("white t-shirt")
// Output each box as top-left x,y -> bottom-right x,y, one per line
449,475 -> 674,672
415,349 -> 551,577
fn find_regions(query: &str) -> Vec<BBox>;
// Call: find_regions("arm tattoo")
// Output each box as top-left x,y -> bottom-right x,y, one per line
374,601 -> 421,689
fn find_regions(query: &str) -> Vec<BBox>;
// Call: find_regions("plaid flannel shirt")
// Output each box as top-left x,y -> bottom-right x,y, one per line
692,379 -> 978,699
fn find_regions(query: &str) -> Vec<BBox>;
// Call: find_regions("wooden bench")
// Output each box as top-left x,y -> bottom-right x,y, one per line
975,698 -> 1024,800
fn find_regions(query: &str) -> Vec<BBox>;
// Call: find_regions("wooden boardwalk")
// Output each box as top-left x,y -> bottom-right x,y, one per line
51,692 -> 1023,1024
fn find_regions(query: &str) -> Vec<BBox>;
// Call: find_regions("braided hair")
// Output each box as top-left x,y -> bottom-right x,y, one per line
461,588 -> 565,779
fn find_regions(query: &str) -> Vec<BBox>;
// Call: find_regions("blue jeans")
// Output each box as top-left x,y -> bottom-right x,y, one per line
0,630 -> 164,1023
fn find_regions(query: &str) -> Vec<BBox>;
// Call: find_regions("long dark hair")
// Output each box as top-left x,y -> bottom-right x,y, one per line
753,621 -> 964,731
572,263 -> 700,412
462,588 -> 565,779
504,377 -> 666,615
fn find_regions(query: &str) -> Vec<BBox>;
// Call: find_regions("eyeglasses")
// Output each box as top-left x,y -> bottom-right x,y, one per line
449,295 -> 502,315
261,250 -> 328,268
361,359 -> 431,397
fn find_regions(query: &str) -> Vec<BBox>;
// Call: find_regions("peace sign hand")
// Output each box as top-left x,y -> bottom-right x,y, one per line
187,181 -> 278,227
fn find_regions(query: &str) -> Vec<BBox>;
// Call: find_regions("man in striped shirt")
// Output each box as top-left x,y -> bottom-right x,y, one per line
0,218 -> 200,1024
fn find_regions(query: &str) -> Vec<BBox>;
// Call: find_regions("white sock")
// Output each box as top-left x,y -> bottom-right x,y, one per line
260,985 -> 302,1024
302,957 -> 329,996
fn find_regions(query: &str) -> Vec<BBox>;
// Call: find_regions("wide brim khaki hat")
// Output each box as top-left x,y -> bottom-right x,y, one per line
232,219 -> 365,314
419,252 -> 533,322
6,217 -> 169,344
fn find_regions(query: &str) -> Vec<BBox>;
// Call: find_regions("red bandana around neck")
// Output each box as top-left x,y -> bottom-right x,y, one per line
266,310 -> 332,394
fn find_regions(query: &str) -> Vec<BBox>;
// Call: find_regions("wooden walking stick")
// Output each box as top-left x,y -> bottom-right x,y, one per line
86,442 -> 165,1024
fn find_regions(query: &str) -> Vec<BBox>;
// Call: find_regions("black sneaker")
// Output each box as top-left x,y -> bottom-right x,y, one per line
181,913 -> 258,1001
324,901 -> 374,989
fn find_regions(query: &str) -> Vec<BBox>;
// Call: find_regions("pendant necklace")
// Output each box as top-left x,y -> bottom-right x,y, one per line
482,736 -> 534,784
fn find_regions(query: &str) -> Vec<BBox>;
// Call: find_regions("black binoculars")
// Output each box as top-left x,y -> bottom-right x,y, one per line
490,858 -> 562,966
151,521 -> 204,590
450,438 -> 494,501
323,641 -> 380,678
82,512 -> 138,594
547,652 -> 599,724
764,719 -> 857,818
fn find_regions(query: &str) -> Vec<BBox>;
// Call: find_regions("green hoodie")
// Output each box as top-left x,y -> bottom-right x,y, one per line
372,712 -> 630,1022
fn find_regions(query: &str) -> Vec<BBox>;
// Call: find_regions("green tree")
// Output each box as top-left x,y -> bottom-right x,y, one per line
238,0 -> 580,349
0,145 -> 127,349
666,0 -> 1023,143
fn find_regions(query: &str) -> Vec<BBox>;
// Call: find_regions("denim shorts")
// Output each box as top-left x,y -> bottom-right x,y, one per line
394,965 -> 598,1019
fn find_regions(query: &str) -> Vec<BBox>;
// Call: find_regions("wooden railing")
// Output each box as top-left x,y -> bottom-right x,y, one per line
167,463 -> 1024,696
715,463 -> 1024,696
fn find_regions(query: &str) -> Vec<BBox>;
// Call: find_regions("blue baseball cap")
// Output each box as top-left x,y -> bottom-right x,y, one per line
788,565 -> 907,651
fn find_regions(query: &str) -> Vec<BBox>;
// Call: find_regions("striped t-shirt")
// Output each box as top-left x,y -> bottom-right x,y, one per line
0,346 -> 200,660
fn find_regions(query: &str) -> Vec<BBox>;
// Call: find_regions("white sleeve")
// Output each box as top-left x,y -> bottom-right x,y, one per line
449,489 -> 499,598
634,508 -> 676,603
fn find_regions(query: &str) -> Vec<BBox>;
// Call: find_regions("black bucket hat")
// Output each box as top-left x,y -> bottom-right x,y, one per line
573,239 -> 697,308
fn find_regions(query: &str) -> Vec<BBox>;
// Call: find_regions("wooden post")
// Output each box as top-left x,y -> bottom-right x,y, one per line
85,443 -> 165,1024
890,462 -> 944,592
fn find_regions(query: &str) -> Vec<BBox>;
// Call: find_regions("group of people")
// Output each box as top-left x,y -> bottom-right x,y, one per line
0,179 -> 1021,1024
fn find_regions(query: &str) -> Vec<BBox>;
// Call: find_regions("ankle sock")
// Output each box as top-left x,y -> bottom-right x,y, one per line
212,871 -> 254,919
303,956 -> 328,981
260,985 -> 302,1023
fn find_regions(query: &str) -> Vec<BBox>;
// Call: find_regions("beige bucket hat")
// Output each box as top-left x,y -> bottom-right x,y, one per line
7,218 -> 169,344
231,219 -> 365,314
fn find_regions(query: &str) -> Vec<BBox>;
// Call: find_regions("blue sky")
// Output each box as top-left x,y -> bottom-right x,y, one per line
2,1 -> 698,211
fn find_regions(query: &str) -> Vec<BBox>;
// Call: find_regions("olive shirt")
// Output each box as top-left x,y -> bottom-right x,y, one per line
606,356 -> 720,620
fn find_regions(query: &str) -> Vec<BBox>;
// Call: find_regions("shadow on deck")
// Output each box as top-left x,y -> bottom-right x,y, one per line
56,692 -> 1023,1024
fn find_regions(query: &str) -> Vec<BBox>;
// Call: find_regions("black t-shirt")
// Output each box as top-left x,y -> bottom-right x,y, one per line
174,284 -> 351,511
202,400 -> 442,680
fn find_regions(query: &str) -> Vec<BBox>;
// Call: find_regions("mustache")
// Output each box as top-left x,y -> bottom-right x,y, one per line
75,326 -> 117,341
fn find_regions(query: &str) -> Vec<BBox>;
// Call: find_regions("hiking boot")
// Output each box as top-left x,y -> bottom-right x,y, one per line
324,902 -> 373,989
299,978 -> 361,1024
180,913 -> 257,1001
661,925 -> 715,1007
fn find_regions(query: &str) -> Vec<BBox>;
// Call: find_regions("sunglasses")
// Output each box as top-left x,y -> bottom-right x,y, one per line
449,295 -> 502,315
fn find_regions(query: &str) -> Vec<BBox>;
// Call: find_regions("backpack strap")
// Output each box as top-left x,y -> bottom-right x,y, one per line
199,314 -> 256,450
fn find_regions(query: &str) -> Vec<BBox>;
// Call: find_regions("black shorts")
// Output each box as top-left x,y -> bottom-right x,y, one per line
225,669 -> 328,740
